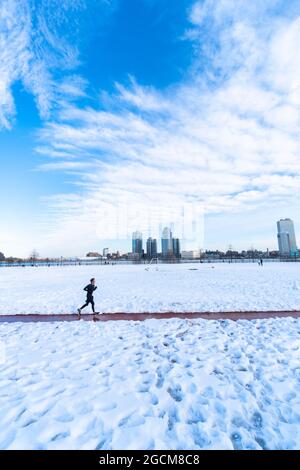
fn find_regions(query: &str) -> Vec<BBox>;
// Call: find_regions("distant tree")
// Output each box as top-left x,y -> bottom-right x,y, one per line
30,250 -> 39,261
0,252 -> 5,261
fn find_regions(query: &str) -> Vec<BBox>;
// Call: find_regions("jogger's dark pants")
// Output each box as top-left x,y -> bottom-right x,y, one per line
80,296 -> 95,313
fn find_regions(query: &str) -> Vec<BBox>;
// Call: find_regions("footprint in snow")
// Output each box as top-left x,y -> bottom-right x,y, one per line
186,406 -> 207,424
167,384 -> 183,402
98,402 -> 117,411
251,411 -> 263,429
231,432 -> 243,450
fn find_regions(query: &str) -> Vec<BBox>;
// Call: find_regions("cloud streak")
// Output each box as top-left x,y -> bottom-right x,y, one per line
0,0 -> 115,128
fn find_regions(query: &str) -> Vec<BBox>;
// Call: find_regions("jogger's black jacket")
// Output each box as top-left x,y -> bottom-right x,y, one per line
84,284 -> 97,297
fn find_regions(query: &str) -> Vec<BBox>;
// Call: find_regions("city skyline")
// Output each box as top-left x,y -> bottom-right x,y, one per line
131,227 -> 181,259
128,218 -> 299,259
84,218 -> 299,260
2,1 -> 300,257
1,216 -> 299,259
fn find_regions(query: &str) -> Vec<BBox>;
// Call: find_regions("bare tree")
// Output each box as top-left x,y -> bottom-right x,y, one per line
30,250 -> 39,262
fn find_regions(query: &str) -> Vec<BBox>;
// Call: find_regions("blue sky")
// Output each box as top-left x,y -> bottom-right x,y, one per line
1,0 -> 300,257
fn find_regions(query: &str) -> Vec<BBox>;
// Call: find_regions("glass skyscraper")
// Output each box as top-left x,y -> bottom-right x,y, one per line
161,227 -> 173,258
172,238 -> 181,258
132,231 -> 143,255
277,218 -> 298,256
146,238 -> 157,259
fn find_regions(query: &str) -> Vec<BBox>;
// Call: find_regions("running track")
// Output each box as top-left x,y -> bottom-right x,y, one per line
0,311 -> 300,323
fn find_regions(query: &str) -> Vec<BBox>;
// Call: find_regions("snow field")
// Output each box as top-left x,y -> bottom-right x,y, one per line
0,317 -> 300,449
0,262 -> 300,314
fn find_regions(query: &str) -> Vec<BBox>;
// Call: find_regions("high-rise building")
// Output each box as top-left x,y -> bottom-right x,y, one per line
277,218 -> 298,256
161,227 -> 173,258
172,238 -> 181,258
146,238 -> 157,259
103,248 -> 109,257
132,231 -> 143,256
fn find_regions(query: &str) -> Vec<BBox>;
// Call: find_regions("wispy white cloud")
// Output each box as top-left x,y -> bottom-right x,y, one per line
0,0 -> 30,127
0,0 -> 115,128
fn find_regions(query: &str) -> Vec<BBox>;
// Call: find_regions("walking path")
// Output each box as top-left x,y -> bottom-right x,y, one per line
0,311 -> 300,323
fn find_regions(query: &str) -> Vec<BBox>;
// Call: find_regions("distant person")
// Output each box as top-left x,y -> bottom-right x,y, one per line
260,259 -> 263,266
78,278 -> 98,319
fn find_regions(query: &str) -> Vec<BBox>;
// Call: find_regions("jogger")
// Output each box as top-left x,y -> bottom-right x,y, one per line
78,278 -> 97,317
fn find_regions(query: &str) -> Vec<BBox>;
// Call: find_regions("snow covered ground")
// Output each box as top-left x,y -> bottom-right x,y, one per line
0,262 -> 300,315
0,317 -> 300,450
